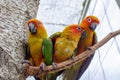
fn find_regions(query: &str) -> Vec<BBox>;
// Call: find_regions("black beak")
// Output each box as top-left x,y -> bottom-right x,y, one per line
29,23 -> 37,34
89,22 -> 98,31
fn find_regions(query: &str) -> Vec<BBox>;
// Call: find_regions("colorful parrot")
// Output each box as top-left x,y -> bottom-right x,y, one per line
63,16 -> 99,80
27,18 -> 48,66
25,19 -> 58,80
52,24 -> 85,63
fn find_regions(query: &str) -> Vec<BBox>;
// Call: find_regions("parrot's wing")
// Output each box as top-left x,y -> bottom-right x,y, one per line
80,30 -> 87,40
49,32 -> 61,39
42,38 -> 53,65
42,38 -> 62,80
24,42 -> 31,60
92,31 -> 97,45
49,32 -> 61,54
22,41 -> 34,65
75,31 -> 97,80
49,32 -> 61,45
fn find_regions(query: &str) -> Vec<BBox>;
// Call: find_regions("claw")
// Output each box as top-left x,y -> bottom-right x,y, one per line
21,60 -> 32,66
68,55 -> 75,65
68,55 -> 74,61
71,55 -> 75,60
39,62 -> 46,71
87,47 -> 94,57
87,47 -> 91,50
87,47 -> 93,51
21,60 -> 32,77
52,62 -> 57,69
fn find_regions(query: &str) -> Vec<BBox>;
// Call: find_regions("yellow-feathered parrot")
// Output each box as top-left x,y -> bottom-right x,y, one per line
22,19 -> 49,80
27,19 -> 55,80
53,24 -> 85,63
63,16 -> 99,80
27,18 -> 48,66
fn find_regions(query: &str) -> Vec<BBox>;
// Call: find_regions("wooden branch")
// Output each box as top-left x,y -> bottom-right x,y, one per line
23,29 -> 120,77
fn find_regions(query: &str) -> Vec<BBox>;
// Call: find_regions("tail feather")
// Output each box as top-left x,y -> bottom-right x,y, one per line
75,53 -> 94,80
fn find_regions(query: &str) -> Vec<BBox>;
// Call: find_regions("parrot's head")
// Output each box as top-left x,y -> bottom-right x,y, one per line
80,16 -> 100,32
27,19 -> 47,38
63,24 -> 85,41
66,25 -> 84,35
27,19 -> 43,34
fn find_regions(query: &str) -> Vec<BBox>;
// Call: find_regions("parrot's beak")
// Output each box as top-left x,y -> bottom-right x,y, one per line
29,23 -> 37,34
89,22 -> 98,31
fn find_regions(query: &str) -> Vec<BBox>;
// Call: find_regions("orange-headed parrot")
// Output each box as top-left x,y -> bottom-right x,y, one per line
63,16 -> 99,80
52,24 -> 85,63
27,18 -> 48,66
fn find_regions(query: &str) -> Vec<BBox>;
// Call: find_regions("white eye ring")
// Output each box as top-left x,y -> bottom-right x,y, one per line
77,27 -> 81,31
87,18 -> 91,23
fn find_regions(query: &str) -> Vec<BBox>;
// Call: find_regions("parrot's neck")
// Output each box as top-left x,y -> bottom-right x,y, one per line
61,32 -> 80,42
83,28 -> 94,38
68,34 -> 80,42
28,32 -> 47,39
86,32 -> 93,38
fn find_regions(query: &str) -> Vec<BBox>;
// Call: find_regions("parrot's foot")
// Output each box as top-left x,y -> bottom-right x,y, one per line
71,55 -> 75,60
68,55 -> 75,61
21,60 -> 32,66
87,47 -> 94,56
52,62 -> 57,69
87,47 -> 93,51
21,60 -> 32,77
39,62 -> 46,72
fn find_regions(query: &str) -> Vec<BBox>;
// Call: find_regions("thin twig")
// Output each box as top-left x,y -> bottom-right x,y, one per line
23,29 -> 120,77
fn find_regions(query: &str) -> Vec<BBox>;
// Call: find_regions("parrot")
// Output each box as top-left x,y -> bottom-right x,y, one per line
62,16 -> 100,80
22,19 -> 49,80
27,18 -> 48,66
27,19 -> 55,80
53,24 -> 85,63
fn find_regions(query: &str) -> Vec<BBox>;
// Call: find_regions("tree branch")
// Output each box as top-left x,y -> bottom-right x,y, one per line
22,29 -> 120,77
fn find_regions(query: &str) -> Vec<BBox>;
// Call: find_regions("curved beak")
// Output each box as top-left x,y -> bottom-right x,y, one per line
29,23 -> 37,34
89,22 -> 98,31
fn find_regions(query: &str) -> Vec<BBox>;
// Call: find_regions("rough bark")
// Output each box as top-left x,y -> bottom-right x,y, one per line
0,0 -> 39,80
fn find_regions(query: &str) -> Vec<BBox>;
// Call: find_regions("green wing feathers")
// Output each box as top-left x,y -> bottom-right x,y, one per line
42,38 -> 53,65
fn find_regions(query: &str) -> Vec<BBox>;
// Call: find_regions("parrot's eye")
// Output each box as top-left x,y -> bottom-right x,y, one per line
87,18 -> 92,23
77,27 -> 81,31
